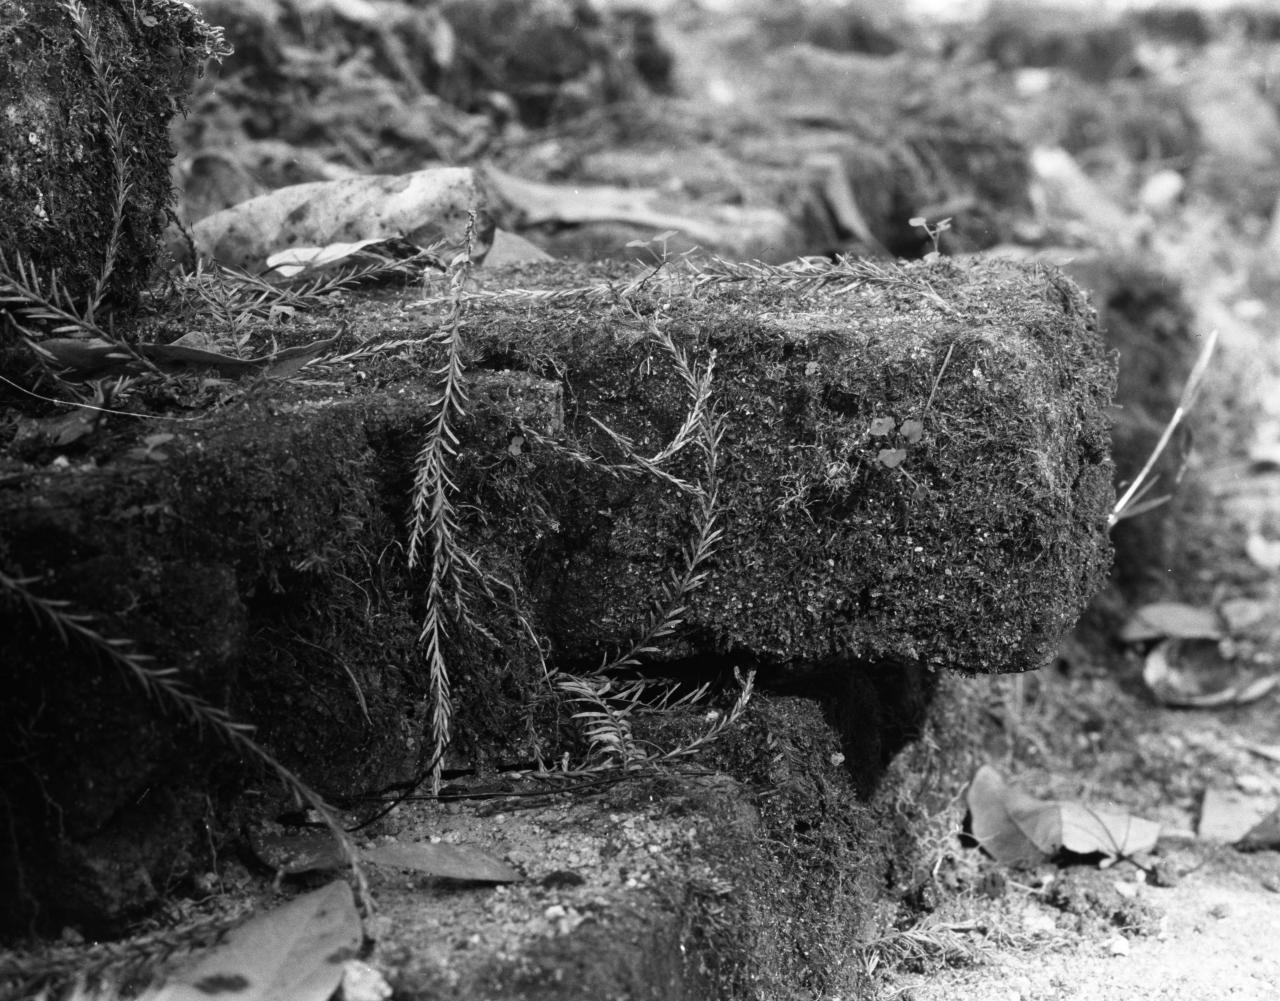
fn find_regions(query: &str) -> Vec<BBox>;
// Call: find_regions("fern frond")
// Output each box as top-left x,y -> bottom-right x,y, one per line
657,667 -> 755,762
555,674 -> 641,767
63,0 -> 132,323
0,569 -> 369,910
0,250 -> 115,341
596,375 -> 724,674
406,214 -> 485,792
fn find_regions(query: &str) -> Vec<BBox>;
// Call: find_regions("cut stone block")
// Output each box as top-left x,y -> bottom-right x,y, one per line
0,256 -> 1113,933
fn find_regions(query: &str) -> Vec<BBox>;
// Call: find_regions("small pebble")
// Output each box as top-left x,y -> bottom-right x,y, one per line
540,869 -> 585,889
1107,935 -> 1130,957
1138,169 -> 1184,215
341,960 -> 392,1001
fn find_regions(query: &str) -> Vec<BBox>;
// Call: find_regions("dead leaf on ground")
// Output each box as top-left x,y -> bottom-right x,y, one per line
1238,739 -> 1280,764
1142,638 -> 1280,708
964,765 -> 1160,869
1118,601 -> 1223,643
1199,787 -> 1275,843
1236,803 -> 1280,852
146,331 -> 343,376
192,167 -> 492,273
150,880 -> 360,1001
362,839 -> 522,882
264,235 -> 444,281
482,162 -> 790,255
29,331 -> 344,378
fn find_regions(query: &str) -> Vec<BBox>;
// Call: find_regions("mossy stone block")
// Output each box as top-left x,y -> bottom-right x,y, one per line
0,256 -> 1111,934
469,257 -> 1115,678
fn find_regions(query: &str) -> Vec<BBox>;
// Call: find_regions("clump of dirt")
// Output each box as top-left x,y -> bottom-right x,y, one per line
1045,867 -> 1163,936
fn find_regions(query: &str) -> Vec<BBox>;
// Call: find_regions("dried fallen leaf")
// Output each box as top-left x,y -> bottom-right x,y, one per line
1236,804 -> 1280,852
964,765 -> 1051,868
482,163 -> 790,255
1056,801 -> 1161,860
1143,638 -> 1280,708
1238,740 -> 1280,764
362,839 -> 522,882
193,167 -> 490,273
151,880 -> 360,1001
1118,602 -> 1222,643
144,331 -> 343,376
265,235 -> 441,281
1199,787 -> 1274,843
964,765 -> 1159,868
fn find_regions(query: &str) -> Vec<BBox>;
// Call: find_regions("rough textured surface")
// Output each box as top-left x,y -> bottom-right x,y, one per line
1057,253 -> 1201,602
509,259 -> 1114,676
0,256 -> 1113,934
0,0 -> 225,314
371,697 -> 895,1001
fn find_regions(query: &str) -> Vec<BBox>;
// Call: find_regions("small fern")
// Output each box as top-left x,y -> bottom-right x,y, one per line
594,320 -> 725,675
555,668 -> 754,772
406,216 -> 482,792
64,0 -> 132,323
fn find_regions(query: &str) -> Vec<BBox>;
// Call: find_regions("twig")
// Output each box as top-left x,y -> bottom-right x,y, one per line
1110,328 -> 1218,527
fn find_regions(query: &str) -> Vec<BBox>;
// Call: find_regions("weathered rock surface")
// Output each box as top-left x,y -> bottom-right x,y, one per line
0,256 -> 1113,939
369,692 -> 966,1001
0,0 -> 226,314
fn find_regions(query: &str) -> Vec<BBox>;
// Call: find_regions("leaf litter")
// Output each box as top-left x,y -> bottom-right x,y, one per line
963,765 -> 1160,869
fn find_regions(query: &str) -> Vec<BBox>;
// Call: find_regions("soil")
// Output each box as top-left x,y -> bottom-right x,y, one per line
878,674 -> 1280,1001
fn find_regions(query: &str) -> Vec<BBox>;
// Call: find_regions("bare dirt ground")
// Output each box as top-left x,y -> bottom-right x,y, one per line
882,677 -> 1280,1000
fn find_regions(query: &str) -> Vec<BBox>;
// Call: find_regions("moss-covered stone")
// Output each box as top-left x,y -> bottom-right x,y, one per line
0,256 -> 1112,934
0,0 -> 226,318
478,258 -> 1114,677
376,697 -> 893,1001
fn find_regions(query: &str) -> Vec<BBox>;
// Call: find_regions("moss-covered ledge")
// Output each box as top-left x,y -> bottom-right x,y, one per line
475,257 -> 1114,676
0,256 -> 1113,939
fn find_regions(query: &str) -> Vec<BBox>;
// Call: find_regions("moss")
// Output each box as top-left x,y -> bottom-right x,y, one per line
0,257 -> 1112,934
0,0 -> 223,315
383,697 -> 896,1001
466,258 -> 1113,677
